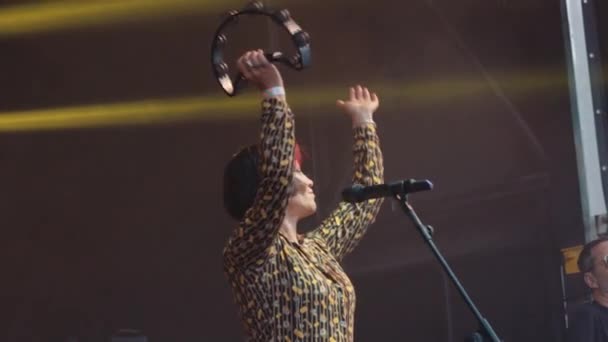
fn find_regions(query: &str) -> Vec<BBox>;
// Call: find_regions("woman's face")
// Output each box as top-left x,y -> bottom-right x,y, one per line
287,162 -> 317,219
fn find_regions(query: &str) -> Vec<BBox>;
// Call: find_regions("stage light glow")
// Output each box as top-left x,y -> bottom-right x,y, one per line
0,70 -> 569,132
0,0 -> 241,36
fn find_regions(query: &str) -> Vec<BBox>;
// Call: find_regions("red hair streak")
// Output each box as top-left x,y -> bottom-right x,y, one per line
294,143 -> 303,167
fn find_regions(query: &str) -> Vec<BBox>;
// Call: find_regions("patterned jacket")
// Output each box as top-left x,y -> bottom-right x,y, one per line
224,98 -> 384,341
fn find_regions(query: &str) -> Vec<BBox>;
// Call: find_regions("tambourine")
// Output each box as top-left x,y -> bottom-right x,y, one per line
211,1 -> 312,96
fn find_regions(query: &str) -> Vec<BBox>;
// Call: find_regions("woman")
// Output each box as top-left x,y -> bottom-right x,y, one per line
223,49 -> 384,341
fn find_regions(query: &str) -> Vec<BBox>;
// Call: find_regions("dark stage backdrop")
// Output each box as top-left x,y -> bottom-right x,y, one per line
0,0 -> 587,341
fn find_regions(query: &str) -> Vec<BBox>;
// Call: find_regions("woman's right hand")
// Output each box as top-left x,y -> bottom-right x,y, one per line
237,49 -> 284,94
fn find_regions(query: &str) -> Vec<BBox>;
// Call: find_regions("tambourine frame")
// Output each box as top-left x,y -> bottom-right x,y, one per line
211,2 -> 311,97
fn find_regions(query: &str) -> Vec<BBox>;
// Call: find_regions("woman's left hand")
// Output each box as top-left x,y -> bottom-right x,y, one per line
336,85 -> 379,127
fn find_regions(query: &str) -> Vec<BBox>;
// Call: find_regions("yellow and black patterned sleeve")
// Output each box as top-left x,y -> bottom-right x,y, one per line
310,123 -> 384,261
223,98 -> 295,269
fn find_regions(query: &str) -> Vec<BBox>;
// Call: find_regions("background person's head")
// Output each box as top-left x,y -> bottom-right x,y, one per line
578,236 -> 608,297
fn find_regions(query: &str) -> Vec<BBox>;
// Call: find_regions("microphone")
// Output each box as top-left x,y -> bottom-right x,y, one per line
341,179 -> 433,203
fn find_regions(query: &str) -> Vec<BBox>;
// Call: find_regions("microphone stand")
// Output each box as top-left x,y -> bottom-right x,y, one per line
395,193 -> 501,342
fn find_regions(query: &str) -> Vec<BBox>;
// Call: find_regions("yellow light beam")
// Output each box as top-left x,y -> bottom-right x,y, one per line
0,0 -> 240,36
0,71 -> 569,132
0,95 -> 258,132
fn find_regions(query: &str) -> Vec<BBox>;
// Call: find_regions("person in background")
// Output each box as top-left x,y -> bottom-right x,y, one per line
567,236 -> 608,342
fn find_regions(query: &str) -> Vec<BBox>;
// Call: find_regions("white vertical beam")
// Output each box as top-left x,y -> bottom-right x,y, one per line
564,0 -> 607,241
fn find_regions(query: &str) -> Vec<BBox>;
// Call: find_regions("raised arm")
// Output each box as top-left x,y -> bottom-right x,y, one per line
223,50 -> 295,269
309,86 -> 384,261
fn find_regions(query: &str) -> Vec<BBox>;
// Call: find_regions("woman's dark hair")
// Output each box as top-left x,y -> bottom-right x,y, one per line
223,143 -> 304,221
223,145 -> 261,221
